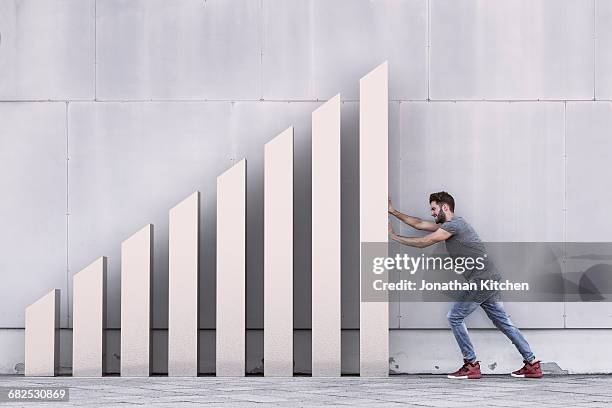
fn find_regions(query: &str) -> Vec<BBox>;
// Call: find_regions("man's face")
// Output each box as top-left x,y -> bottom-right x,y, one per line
430,201 -> 446,224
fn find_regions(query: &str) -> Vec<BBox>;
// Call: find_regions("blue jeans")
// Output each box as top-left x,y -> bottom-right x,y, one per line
447,300 -> 535,363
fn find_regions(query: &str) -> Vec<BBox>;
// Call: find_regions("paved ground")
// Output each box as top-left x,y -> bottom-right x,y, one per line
1,375 -> 612,407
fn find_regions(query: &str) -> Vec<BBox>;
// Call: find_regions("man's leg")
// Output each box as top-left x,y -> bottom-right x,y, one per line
479,300 -> 535,362
446,301 -> 481,362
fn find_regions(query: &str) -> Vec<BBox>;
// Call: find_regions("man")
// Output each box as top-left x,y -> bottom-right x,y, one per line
388,191 -> 542,379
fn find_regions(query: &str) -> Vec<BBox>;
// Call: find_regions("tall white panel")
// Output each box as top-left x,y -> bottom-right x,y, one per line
311,95 -> 341,376
216,160 -> 246,376
168,192 -> 199,376
359,62 -> 389,377
73,257 -> 106,377
25,289 -> 60,376
264,128 -> 294,376
121,224 -> 153,377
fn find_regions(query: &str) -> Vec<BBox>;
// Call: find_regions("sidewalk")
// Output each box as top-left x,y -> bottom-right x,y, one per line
1,375 -> 611,407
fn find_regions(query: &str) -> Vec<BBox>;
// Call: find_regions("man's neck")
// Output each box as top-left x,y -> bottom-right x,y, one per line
446,212 -> 455,222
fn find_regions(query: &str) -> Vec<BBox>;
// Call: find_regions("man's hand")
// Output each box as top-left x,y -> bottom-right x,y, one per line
388,197 -> 397,215
388,221 -> 400,243
388,197 -> 439,232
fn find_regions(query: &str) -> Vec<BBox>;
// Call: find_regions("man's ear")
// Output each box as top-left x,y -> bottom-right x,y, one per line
442,203 -> 449,212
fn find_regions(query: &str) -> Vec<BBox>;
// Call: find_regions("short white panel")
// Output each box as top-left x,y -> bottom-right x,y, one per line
73,258 -> 106,377
216,160 -> 246,376
168,192 -> 199,376
359,62 -> 389,377
25,289 -> 60,376
264,128 -> 294,376
121,224 -> 153,377
312,95 -> 342,376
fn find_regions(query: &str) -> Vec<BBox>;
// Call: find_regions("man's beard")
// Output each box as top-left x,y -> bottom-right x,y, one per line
435,211 -> 446,224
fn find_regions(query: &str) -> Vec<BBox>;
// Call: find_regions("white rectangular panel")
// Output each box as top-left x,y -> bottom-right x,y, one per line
121,224 -> 153,377
168,192 -> 199,376
359,62 -> 389,377
216,160 -> 246,376
312,95 -> 342,376
73,257 -> 106,377
264,128 -> 294,376
25,289 -> 60,376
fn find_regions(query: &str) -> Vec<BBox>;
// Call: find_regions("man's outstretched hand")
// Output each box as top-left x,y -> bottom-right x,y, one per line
388,197 -> 397,215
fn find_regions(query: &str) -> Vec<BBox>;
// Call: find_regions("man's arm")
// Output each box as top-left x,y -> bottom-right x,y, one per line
388,198 -> 438,232
388,224 -> 451,248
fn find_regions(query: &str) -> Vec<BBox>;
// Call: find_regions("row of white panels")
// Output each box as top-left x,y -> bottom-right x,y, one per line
3,0 -> 612,100
22,64 -> 389,377
3,101 -> 611,330
15,327 -> 612,376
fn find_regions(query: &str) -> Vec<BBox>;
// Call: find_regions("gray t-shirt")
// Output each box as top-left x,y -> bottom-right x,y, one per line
440,216 -> 501,283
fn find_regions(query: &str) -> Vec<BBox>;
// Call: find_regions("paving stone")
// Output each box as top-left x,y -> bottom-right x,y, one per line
1,375 -> 611,407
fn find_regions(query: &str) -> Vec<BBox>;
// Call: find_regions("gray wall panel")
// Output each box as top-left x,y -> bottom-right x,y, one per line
0,0 -> 94,100
96,0 -> 261,100
430,0 -> 594,100
565,101 -> 612,328
596,0 -> 612,99
263,0 -> 427,101
566,102 -> 612,241
397,102 -> 565,242
0,103 -> 67,327
262,0 -> 314,100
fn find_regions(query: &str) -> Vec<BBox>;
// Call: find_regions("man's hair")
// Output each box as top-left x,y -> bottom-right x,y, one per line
429,191 -> 455,212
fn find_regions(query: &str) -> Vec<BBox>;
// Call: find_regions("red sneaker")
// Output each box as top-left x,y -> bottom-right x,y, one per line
447,360 -> 482,379
511,360 -> 543,378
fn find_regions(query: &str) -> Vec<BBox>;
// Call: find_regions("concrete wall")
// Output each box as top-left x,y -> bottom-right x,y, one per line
1,0 -> 611,374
